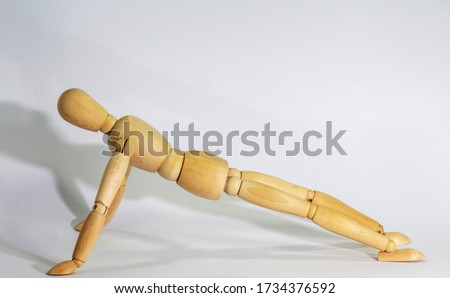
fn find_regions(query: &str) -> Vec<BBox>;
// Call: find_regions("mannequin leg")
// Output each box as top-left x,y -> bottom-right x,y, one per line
238,170 -> 410,245
224,174 -> 425,261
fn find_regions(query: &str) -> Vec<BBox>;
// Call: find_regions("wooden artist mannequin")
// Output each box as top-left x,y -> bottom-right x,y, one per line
48,89 -> 425,275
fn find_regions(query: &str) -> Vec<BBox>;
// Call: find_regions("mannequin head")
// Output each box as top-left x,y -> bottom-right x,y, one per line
57,88 -> 116,133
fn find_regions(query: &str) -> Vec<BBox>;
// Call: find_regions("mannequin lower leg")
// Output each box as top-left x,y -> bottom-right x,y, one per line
310,191 -> 383,233
307,204 -> 394,252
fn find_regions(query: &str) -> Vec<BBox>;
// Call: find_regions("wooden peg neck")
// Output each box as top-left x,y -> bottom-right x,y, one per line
100,114 -> 117,134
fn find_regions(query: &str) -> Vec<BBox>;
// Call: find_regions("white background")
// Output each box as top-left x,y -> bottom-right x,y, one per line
0,0 -> 449,277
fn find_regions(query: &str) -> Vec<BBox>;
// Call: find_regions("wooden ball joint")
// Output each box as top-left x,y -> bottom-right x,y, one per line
48,89 -> 426,275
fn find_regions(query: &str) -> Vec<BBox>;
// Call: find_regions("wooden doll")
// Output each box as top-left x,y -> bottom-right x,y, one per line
48,89 -> 425,275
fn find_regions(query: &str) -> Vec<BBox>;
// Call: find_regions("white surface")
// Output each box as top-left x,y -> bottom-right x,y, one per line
1,0 -> 449,277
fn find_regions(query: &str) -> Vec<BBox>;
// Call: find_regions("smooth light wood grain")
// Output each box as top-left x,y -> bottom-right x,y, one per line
384,232 -> 411,246
74,174 -> 128,231
312,191 -> 383,233
238,180 -> 312,218
112,115 -> 171,172
378,249 -> 426,262
241,171 -> 309,200
57,88 -> 116,132
177,151 -> 229,200
47,260 -> 78,276
95,151 -> 131,207
224,176 -> 242,196
157,148 -> 184,181
311,206 -> 394,252
72,206 -> 106,263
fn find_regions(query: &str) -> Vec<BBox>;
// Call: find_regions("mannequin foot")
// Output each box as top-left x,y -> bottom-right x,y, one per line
74,219 -> 107,232
74,220 -> 85,231
378,249 -> 426,262
47,259 -> 82,275
384,232 -> 411,246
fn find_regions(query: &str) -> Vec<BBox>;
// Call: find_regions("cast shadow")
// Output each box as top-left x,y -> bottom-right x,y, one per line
82,229 -> 371,277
